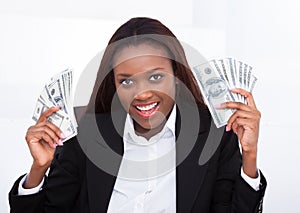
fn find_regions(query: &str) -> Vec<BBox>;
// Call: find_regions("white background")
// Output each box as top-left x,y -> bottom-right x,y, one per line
1,0 -> 300,212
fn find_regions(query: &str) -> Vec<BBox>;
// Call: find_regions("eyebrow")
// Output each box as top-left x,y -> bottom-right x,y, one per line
115,68 -> 163,77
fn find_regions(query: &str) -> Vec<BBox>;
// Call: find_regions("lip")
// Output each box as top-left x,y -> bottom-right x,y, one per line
133,102 -> 160,119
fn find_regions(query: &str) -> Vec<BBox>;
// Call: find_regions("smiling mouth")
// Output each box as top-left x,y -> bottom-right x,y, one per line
134,102 -> 159,118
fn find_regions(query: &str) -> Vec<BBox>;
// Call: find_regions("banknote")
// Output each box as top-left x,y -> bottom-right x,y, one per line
48,78 -> 68,114
237,60 -> 245,103
32,68 -> 77,142
192,58 -> 258,128
246,66 -> 252,91
193,63 -> 236,128
215,59 -> 239,101
32,98 -> 49,121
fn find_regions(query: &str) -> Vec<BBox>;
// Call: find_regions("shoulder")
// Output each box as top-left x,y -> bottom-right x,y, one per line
53,136 -> 86,175
78,109 -> 126,138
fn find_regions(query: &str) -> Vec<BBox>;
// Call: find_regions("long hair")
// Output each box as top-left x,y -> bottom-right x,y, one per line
86,17 -> 205,114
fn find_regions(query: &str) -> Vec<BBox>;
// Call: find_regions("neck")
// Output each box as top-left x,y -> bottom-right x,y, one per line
134,120 -> 166,141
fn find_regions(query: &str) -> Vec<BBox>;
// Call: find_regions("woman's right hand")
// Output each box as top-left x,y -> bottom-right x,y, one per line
26,106 -> 65,168
23,106 -> 65,189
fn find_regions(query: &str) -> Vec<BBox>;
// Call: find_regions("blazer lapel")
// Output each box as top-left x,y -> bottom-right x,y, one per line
175,103 -> 211,213
83,104 -> 211,213
84,110 -> 126,213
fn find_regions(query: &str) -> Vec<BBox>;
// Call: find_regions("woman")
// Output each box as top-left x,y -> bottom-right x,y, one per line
9,17 -> 266,212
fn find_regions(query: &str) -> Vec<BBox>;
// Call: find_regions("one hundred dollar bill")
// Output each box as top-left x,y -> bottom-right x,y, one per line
32,97 -> 77,142
32,68 -> 77,142
192,58 -> 258,127
47,78 -> 69,115
193,63 -> 236,128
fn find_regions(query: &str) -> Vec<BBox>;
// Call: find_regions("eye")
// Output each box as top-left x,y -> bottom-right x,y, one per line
120,78 -> 134,86
149,74 -> 163,81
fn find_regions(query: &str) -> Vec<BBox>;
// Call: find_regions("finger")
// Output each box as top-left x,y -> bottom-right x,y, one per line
39,136 -> 57,149
232,118 -> 257,131
36,120 -> 65,139
217,101 -> 252,112
230,88 -> 257,109
231,121 -> 239,134
40,139 -> 57,149
27,131 -> 57,149
37,106 -> 60,123
27,124 -> 62,146
237,125 -> 244,136
227,110 -> 256,130
32,122 -> 60,141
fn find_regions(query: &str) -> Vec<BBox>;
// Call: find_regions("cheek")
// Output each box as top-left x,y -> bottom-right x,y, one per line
156,83 -> 176,108
159,79 -> 176,99
116,89 -> 133,111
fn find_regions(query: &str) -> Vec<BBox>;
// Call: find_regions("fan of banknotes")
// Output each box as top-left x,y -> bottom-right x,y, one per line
32,68 -> 78,142
192,58 -> 258,128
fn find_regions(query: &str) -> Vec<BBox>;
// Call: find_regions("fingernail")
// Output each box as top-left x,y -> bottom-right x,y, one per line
53,143 -> 57,148
214,103 -> 225,109
226,125 -> 230,132
55,105 -> 60,109
60,133 -> 66,139
214,104 -> 222,109
58,139 -> 63,146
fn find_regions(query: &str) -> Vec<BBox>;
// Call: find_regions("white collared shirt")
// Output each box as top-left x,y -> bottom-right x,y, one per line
107,105 -> 177,213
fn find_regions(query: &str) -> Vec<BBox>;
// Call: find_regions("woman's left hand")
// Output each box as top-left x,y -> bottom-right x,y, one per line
218,88 -> 261,177
224,88 -> 261,153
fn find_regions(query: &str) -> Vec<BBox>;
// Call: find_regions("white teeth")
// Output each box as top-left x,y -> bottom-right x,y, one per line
136,102 -> 158,111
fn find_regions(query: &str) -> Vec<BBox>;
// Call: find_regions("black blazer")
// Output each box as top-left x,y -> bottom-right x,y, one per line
9,103 -> 266,213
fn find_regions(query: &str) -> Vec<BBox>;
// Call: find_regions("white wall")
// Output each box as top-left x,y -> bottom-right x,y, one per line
1,0 -> 299,212
226,1 -> 300,212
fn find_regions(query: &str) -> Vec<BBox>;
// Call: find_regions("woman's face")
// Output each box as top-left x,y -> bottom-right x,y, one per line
113,44 -> 176,136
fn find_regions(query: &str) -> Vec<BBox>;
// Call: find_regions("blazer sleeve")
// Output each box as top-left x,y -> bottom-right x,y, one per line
9,174 -> 47,213
9,137 -> 85,213
211,131 -> 267,213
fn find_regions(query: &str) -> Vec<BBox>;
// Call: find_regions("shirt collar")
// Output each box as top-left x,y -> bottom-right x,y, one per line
123,104 -> 177,146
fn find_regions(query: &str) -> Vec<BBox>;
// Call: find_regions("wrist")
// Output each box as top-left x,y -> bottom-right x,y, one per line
242,151 -> 258,178
31,157 -> 53,168
242,147 -> 257,158
23,163 -> 49,189
32,160 -> 51,171
241,143 -> 257,154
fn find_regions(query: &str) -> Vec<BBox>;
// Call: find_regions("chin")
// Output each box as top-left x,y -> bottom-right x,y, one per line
133,115 -> 166,132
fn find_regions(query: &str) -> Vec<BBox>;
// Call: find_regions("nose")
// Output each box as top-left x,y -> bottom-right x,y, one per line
134,90 -> 153,101
134,85 -> 153,101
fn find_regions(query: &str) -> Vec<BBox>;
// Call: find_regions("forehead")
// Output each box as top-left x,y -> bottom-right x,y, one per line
113,55 -> 173,78
113,43 -> 170,68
